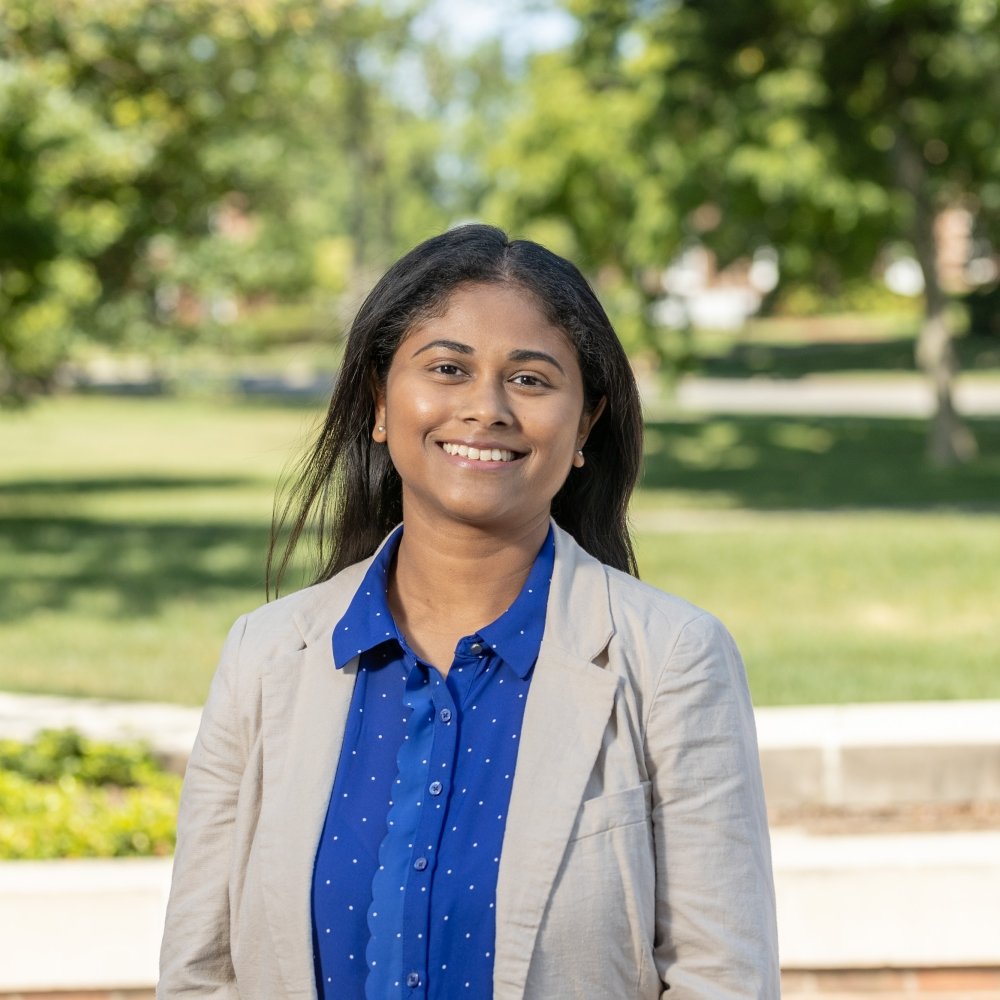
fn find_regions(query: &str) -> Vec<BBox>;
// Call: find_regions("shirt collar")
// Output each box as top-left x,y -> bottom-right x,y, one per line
332,525 -> 403,669
332,524 -> 555,679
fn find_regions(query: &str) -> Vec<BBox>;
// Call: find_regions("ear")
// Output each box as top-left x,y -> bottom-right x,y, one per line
372,385 -> 387,443
573,397 -> 606,467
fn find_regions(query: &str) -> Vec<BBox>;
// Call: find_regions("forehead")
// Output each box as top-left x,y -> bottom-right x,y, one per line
402,282 -> 577,356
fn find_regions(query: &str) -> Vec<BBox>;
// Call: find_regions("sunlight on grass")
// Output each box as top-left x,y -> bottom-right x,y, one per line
766,422 -> 835,453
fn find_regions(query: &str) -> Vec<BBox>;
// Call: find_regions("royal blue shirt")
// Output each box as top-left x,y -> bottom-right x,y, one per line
312,526 -> 554,999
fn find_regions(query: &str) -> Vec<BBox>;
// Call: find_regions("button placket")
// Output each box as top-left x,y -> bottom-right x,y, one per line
366,660 -> 436,997
398,675 -> 457,996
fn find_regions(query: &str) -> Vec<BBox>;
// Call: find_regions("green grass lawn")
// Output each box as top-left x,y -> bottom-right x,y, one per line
2,395 -> 998,706
634,511 -> 999,704
1,397 -> 309,703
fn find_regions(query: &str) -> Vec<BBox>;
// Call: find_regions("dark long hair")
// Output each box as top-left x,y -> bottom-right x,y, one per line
267,224 -> 643,595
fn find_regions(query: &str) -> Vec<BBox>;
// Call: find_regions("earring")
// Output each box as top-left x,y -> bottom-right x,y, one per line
378,425 -> 385,433
574,448 -> 585,468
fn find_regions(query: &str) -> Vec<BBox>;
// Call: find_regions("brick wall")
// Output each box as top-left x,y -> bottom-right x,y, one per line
783,966 -> 1000,997
3,970 -> 1000,999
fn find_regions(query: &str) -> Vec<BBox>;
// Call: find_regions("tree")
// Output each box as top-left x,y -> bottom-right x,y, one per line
479,32 -> 687,360
0,0 -> 449,401
483,0 -> 1000,465
664,0 -> 1000,465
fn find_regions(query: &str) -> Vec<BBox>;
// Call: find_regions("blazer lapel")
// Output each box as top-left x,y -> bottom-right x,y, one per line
493,526 -> 617,1000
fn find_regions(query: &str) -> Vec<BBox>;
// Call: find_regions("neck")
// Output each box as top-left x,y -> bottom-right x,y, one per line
387,510 -> 550,670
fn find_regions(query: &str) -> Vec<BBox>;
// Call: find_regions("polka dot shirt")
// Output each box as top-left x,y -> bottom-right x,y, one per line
312,525 -> 554,999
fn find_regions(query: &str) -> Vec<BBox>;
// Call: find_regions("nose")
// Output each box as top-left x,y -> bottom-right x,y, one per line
459,375 -> 514,426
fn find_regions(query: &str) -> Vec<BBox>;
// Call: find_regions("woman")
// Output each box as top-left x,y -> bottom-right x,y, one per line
158,225 -> 779,999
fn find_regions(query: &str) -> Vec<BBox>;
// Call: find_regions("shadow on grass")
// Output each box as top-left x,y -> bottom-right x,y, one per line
0,475 -> 253,497
0,518 -> 272,621
3,417 -> 998,625
696,334 -> 1000,380
641,415 -> 1000,510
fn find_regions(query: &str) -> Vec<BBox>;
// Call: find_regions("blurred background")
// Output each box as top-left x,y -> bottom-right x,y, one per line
1,0 -> 999,997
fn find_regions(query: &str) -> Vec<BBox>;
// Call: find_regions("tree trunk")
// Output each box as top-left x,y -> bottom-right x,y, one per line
916,304 -> 977,466
893,132 -> 977,467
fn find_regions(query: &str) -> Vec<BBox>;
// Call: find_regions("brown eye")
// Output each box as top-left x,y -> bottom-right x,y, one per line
510,373 -> 547,388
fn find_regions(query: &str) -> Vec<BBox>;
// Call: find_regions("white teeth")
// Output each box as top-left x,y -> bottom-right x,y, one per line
442,443 -> 515,462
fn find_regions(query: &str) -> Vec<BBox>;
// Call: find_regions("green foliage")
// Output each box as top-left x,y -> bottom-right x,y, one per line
669,0 -> 1000,277
0,729 -> 181,859
482,43 -> 685,357
773,281 -> 924,318
0,0 -> 449,401
966,283 -> 1000,338
0,727 -> 172,786
482,0 -> 1000,354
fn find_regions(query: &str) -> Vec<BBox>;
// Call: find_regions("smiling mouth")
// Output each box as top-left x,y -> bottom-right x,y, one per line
441,442 -> 521,463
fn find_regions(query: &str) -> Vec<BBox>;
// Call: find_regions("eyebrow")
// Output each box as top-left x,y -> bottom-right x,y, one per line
411,339 -> 473,357
508,349 -> 566,375
411,340 -> 566,375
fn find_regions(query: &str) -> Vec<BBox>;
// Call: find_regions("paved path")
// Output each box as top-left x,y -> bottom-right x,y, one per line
0,691 -> 200,766
664,374 -> 1000,417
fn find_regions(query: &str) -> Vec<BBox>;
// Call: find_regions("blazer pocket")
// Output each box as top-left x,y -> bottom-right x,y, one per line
571,781 -> 651,841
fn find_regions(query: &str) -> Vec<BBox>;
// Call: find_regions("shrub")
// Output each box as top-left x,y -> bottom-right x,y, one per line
0,729 -> 181,860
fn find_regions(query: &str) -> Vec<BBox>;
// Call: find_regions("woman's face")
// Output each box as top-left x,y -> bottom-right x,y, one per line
374,282 -> 603,535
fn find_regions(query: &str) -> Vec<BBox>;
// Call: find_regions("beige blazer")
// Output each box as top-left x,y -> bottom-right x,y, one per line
158,524 -> 779,999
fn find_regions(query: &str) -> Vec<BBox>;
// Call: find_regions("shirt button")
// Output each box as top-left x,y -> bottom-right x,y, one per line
429,780 -> 443,796
413,856 -> 428,871
469,641 -> 483,654
439,708 -> 452,723
406,971 -> 420,988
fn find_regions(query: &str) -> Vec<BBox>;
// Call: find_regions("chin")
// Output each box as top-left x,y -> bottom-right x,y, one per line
403,484 -> 554,533
429,498 -> 538,533
442,505 -> 518,529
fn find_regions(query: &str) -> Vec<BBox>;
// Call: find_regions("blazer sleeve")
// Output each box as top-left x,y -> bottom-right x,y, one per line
645,611 -> 780,999
158,614 -> 250,999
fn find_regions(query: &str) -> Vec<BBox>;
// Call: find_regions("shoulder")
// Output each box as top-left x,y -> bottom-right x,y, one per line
603,562 -> 720,638
231,558 -> 371,659
566,549 -> 753,755
553,523 -> 728,647
551,525 -> 741,693
602,563 -> 741,688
